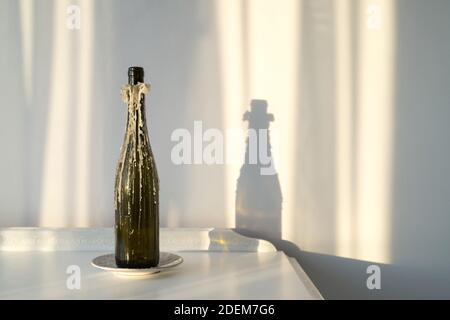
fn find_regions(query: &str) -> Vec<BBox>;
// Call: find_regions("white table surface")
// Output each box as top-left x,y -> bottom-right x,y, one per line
0,228 -> 323,300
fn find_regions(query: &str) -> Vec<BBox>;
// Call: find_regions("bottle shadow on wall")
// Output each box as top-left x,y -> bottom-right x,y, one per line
229,99 -> 318,269
233,99 -> 282,242
229,99 -> 387,300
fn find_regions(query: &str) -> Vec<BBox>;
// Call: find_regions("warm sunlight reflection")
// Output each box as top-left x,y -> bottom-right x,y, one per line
335,0 -> 355,260
335,0 -> 395,264
75,0 -> 94,226
244,0 -> 299,241
217,0 -> 299,233
216,0 -> 246,227
39,0 -> 72,226
40,0 -> 94,226
19,0 -> 33,105
355,0 -> 394,264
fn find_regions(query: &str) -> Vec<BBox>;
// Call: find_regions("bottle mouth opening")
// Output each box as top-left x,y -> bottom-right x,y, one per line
128,66 -> 144,84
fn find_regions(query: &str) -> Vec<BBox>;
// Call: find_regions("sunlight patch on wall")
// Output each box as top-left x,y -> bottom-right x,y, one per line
215,0 -> 246,227
75,0 -> 94,226
39,0 -> 73,226
335,0 -> 395,264
355,0 -> 395,264
335,0 -> 355,259
245,0 -> 300,241
216,0 -> 299,233
39,0 -> 94,227
19,0 -> 34,105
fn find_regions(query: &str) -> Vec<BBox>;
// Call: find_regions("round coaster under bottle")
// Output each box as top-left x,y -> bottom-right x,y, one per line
91,252 -> 183,277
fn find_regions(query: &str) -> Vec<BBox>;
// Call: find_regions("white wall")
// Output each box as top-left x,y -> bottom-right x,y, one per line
1,0 -> 450,298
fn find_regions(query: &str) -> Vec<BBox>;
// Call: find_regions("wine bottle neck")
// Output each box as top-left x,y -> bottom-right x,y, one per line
127,102 -> 148,128
120,82 -> 151,142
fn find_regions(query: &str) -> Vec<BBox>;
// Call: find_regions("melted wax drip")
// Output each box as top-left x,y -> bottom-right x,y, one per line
115,82 -> 158,248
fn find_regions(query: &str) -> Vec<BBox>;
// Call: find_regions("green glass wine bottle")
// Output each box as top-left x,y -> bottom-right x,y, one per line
114,66 -> 159,268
